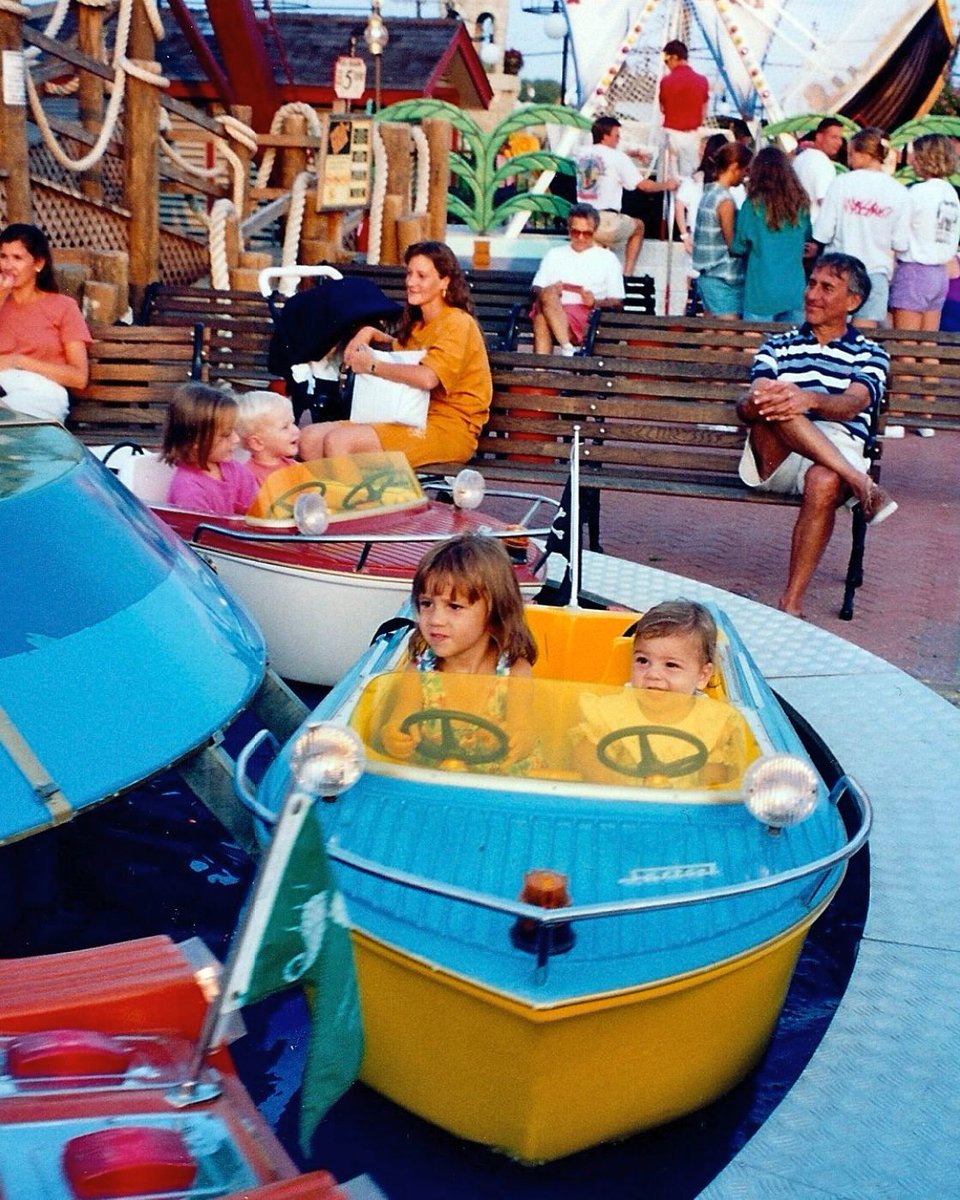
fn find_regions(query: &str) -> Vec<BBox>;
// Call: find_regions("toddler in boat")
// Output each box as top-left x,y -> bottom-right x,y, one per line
235,390 -> 301,486
374,534 -> 539,770
574,599 -> 751,787
162,382 -> 258,516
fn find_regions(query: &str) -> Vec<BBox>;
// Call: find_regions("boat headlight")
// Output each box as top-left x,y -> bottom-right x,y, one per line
290,722 -> 365,799
743,754 -> 819,829
452,468 -> 485,510
294,490 -> 330,535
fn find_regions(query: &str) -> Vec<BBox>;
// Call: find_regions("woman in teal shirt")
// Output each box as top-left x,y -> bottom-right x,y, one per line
732,147 -> 813,323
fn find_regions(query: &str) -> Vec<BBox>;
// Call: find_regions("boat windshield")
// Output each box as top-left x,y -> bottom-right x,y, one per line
245,451 -> 426,527
350,672 -> 761,793
0,420 -> 82,500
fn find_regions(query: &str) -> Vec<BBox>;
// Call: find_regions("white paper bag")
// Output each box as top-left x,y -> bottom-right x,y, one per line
350,349 -> 430,428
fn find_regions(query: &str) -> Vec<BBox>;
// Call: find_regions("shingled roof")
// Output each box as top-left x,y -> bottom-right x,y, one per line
157,13 -> 493,113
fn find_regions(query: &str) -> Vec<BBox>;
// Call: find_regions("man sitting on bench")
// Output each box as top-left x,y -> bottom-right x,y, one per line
530,204 -> 624,356
737,252 -> 897,617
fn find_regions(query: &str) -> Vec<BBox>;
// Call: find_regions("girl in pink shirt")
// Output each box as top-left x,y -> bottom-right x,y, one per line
162,383 -> 258,516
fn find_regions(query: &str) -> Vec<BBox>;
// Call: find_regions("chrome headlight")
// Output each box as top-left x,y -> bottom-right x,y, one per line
743,754 -> 818,829
290,723 -> 365,798
294,490 -> 330,535
452,468 -> 485,510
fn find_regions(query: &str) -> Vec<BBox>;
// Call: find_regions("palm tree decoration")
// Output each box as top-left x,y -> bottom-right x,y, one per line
375,98 -> 590,235
764,112 -> 960,184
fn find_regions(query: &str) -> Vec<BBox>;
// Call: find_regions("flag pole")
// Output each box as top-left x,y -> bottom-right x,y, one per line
171,781 -> 317,1106
570,424 -> 581,609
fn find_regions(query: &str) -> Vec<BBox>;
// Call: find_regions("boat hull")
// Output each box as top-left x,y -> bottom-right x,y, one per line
352,897 -> 832,1163
197,548 -> 421,685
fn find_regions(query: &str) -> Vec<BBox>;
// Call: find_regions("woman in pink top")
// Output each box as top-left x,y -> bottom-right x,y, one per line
0,223 -> 92,421
162,383 -> 259,516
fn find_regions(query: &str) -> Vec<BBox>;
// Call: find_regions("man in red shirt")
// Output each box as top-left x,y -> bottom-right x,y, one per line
659,40 -> 709,178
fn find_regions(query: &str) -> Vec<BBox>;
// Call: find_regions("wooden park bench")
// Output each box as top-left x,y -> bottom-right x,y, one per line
422,338 -> 890,620
68,323 -> 204,446
140,283 -> 281,393
589,312 -> 960,433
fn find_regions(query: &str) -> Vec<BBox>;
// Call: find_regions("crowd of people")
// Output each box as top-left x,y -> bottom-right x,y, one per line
2,34 -> 954,620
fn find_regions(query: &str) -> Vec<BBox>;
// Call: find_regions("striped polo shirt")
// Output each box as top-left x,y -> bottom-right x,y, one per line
751,323 -> 889,443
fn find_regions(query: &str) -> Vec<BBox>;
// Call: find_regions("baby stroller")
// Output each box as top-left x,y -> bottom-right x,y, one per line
260,265 -> 402,424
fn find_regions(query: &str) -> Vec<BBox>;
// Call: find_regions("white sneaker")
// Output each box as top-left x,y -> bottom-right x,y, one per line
559,343 -> 576,357
883,424 -> 905,439
916,427 -> 936,438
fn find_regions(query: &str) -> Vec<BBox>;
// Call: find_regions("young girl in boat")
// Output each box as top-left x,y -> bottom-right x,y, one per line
376,534 -> 538,768
162,382 -> 259,516
574,600 -> 751,787
235,390 -> 301,485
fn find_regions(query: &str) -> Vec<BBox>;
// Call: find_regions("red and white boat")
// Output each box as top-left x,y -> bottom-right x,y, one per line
109,449 -> 554,686
0,935 -> 344,1199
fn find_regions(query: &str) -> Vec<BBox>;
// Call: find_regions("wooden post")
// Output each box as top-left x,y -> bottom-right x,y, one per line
229,104 -> 253,220
423,118 -> 450,242
397,213 -> 428,257
278,113 -> 308,193
0,8 -> 31,224
377,122 -> 412,212
124,61 -> 162,313
77,1 -> 105,202
123,0 -> 158,312
379,194 -> 403,266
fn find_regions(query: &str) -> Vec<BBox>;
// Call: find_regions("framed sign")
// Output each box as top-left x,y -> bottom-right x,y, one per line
333,56 -> 367,100
317,116 -> 373,211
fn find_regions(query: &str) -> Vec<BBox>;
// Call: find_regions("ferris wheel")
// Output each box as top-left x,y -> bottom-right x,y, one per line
560,0 -> 954,135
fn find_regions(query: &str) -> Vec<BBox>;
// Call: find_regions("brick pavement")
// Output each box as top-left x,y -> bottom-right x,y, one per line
589,430 -> 960,702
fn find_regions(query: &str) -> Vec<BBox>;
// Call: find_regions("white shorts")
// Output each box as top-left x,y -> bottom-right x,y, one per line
738,421 -> 869,495
0,369 -> 70,422
662,128 -> 703,179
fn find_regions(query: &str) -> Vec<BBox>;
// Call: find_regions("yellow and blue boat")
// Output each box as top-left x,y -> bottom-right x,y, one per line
242,603 -> 871,1163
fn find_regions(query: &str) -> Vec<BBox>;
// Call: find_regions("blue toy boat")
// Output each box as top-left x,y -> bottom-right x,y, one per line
0,413 -> 265,844
240,602 -> 872,1163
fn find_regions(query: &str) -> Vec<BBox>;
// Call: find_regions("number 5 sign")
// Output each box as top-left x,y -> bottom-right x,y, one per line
333,56 -> 367,100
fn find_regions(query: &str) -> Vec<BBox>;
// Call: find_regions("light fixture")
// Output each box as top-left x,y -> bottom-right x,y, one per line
290,722 -> 365,801
522,1 -> 572,105
294,490 -> 330,535
364,0 -> 389,112
742,754 -> 819,831
543,2 -> 566,41
452,467 -> 485,510
363,0 -> 389,56
473,12 -> 502,70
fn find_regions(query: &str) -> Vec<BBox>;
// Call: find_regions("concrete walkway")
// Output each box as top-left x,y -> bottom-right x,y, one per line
594,429 -> 960,704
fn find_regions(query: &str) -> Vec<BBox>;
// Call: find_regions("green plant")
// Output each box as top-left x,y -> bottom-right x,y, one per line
375,98 -> 590,235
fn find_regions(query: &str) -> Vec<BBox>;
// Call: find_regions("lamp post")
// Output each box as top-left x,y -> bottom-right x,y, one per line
364,0 -> 389,112
523,1 -> 572,105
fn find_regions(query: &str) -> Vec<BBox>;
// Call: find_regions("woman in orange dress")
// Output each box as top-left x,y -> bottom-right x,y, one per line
297,241 -> 491,468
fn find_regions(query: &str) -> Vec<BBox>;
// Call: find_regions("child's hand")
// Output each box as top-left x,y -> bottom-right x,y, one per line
381,723 -> 419,761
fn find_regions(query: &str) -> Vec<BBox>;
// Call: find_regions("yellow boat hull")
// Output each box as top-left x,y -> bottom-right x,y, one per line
353,894 -> 834,1163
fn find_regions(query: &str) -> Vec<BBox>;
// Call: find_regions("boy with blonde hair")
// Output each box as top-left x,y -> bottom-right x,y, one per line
235,390 -> 300,485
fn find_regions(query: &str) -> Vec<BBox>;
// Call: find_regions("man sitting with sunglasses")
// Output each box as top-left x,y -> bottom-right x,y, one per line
529,204 -> 625,356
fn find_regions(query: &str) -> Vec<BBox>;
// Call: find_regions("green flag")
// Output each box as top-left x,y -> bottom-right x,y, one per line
219,789 -> 364,1152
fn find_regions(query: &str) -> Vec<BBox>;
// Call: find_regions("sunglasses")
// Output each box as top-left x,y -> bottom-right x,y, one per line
569,228 -> 595,238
